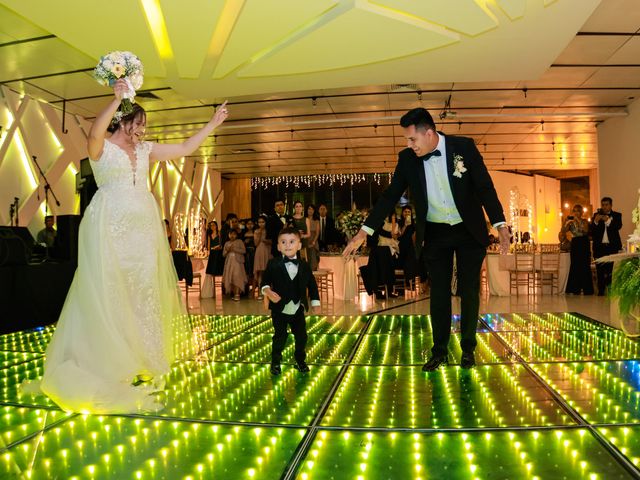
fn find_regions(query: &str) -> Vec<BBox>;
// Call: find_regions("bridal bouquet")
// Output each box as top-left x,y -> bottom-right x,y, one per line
93,51 -> 144,115
337,208 -> 368,238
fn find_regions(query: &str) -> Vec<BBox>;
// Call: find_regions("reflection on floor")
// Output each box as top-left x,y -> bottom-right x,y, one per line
2,296 -> 639,478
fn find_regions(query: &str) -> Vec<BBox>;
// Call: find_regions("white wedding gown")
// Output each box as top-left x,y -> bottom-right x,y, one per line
25,139 -> 191,414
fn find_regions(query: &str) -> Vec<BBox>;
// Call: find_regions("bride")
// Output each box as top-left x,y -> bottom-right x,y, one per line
24,79 -> 228,413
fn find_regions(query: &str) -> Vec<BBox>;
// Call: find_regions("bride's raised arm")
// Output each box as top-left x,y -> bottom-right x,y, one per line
150,101 -> 228,163
87,79 -> 128,159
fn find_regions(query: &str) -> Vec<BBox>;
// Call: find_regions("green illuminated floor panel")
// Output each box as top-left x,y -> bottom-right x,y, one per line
532,361 -> 640,424
153,361 -> 341,425
0,351 -> 42,370
0,405 -> 72,449
0,415 -> 305,480
598,426 -> 640,468
352,332 -> 511,365
321,365 -> 573,428
2,312 -> 639,478
208,333 -> 358,364
366,314 -> 476,334
298,428 -> 630,479
484,312 -> 610,332
189,314 -> 269,333
498,329 -> 640,362
0,327 -> 55,353
242,315 -> 368,335
1,357 -> 55,407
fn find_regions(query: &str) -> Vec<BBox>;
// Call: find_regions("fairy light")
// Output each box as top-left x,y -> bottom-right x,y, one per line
250,173 -> 392,190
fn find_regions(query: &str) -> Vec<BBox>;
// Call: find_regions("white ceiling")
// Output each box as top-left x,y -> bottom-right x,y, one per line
1,0 -> 639,179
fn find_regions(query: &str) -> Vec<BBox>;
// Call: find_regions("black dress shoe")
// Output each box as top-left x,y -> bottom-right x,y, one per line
388,291 -> 400,298
461,352 -> 476,369
422,356 -> 448,372
270,364 -> 281,375
294,361 -> 310,373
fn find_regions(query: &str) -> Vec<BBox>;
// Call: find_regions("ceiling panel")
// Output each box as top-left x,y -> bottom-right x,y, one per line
0,0 -> 636,178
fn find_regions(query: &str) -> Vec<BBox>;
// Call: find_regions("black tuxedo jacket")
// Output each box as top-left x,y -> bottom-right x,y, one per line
266,213 -> 293,256
364,134 -> 505,257
261,256 -> 320,313
590,210 -> 622,255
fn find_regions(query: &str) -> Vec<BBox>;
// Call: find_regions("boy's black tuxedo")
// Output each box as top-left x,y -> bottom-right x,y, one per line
261,256 -> 320,312
261,255 -> 320,366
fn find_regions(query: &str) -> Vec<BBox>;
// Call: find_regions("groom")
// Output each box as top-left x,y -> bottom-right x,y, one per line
344,108 -> 509,370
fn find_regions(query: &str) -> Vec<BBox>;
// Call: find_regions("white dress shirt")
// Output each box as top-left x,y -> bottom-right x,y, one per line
596,216 -> 612,244
261,258 -> 321,314
423,133 -> 463,225
362,133 -> 505,236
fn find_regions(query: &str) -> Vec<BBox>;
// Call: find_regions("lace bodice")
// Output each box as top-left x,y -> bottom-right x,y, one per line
90,139 -> 154,190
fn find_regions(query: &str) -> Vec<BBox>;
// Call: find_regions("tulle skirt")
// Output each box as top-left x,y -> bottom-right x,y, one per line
23,186 -> 192,413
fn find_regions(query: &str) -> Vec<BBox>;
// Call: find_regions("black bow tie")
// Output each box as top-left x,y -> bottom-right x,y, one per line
422,149 -> 441,161
283,257 -> 299,265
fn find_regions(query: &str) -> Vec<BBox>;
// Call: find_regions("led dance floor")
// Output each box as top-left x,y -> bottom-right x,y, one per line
2,312 -> 640,479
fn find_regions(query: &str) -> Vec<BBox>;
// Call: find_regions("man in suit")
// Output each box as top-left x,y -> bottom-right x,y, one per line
318,203 -> 338,251
343,107 -> 509,371
591,196 -> 623,295
266,198 -> 293,256
261,227 -> 320,375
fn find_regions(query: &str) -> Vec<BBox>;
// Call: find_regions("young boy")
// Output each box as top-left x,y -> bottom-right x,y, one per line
261,227 -> 321,375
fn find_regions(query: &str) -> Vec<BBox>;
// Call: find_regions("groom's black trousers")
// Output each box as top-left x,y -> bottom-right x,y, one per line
424,222 -> 486,358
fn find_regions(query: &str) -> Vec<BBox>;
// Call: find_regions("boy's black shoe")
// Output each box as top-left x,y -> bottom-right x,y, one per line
294,361 -> 310,373
270,364 -> 281,375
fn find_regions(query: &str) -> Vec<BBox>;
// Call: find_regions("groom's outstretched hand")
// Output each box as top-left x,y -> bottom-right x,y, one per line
342,229 -> 367,257
498,226 -> 510,254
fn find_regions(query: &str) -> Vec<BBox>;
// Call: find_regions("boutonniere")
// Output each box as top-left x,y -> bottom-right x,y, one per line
452,154 -> 467,178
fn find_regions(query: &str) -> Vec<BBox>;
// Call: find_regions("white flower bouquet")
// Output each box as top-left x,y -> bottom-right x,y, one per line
93,51 -> 144,115
336,209 -> 368,239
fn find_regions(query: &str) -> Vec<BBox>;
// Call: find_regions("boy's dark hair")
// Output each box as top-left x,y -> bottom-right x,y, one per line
278,226 -> 301,239
400,107 -> 436,131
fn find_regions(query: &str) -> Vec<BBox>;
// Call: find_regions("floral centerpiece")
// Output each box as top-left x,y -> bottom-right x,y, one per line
93,51 -> 144,115
336,208 -> 368,240
601,188 -> 640,331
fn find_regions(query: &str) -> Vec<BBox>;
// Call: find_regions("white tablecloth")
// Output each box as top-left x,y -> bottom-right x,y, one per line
319,254 -> 369,300
486,252 -> 570,296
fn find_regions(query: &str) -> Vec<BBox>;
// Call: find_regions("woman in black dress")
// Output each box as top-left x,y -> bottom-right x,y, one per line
563,204 -> 594,295
206,221 -> 224,276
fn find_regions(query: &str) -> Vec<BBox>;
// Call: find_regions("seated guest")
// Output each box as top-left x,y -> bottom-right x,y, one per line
36,215 -> 57,248
222,229 -> 247,301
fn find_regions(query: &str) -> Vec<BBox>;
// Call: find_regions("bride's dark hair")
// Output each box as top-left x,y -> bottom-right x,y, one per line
107,103 -> 146,134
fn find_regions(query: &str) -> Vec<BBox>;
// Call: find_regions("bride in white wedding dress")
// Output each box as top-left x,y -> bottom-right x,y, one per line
23,79 -> 228,414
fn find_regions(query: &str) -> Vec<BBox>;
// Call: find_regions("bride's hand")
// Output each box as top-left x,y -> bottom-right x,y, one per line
113,79 -> 129,102
210,101 -> 229,128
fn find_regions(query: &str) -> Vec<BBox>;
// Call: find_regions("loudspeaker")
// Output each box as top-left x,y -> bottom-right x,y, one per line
0,227 -> 29,266
51,215 -> 81,262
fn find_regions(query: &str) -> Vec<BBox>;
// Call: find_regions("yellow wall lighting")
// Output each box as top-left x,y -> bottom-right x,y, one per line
140,0 -> 174,59
14,129 -> 38,189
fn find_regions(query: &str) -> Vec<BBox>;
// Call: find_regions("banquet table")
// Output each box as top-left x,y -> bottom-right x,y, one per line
319,254 -> 369,300
486,252 -> 570,296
